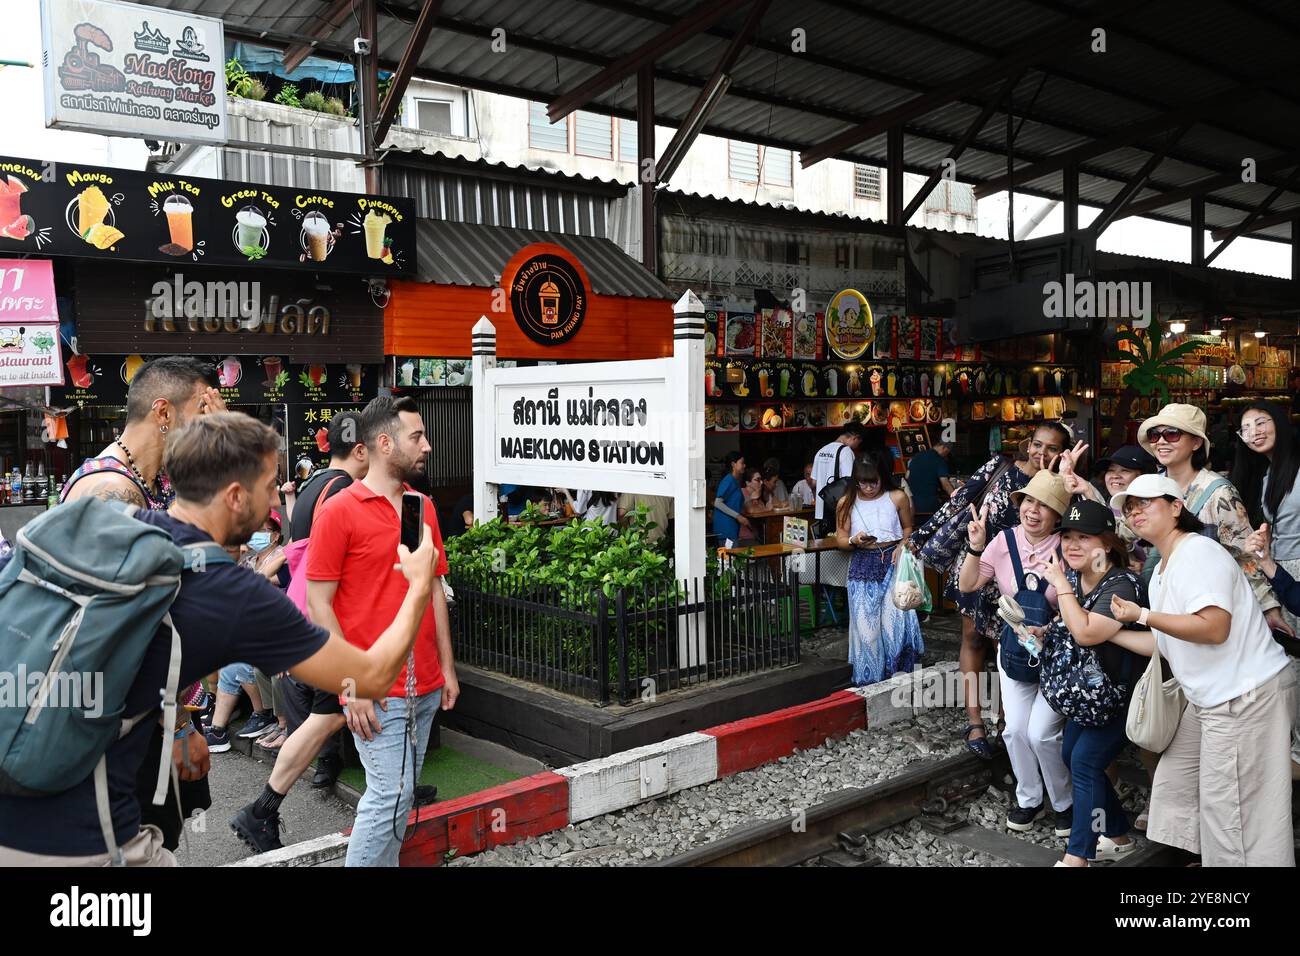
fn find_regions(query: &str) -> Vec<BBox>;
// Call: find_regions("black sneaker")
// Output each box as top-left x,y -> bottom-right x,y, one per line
311,755 -> 342,790
238,710 -> 278,739
204,725 -> 231,753
230,804 -> 283,854
1053,807 -> 1074,838
1006,804 -> 1044,831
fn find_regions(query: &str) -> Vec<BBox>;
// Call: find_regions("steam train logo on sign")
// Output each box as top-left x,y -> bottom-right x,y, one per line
508,247 -> 587,346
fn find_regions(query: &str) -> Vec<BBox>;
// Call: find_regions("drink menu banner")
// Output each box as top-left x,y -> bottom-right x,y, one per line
0,155 -> 416,275
0,259 -> 63,387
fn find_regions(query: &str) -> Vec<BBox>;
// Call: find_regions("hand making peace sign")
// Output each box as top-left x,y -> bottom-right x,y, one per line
966,502 -> 990,551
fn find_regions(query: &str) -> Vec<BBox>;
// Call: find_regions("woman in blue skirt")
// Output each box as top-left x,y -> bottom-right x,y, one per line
836,457 -> 924,685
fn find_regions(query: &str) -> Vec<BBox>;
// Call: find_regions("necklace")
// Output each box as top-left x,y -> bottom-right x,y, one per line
114,438 -> 168,505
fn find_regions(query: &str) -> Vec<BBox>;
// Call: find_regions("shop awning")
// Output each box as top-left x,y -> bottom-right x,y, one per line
412,220 -> 672,301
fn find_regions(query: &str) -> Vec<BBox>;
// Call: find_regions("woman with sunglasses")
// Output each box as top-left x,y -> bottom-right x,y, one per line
836,459 -> 923,686
739,467 -> 765,541
1110,474 -> 1295,866
1137,404 -> 1290,639
959,469 -> 1073,835
916,421 -> 1071,758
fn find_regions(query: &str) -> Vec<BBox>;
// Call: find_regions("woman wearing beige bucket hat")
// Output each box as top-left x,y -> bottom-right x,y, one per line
959,469 -> 1073,835
1136,403 -> 1290,638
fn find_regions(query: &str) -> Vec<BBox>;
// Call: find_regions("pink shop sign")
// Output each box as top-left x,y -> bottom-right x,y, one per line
0,258 -> 59,324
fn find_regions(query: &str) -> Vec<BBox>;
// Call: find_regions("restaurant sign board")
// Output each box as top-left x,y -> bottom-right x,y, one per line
40,0 -> 229,145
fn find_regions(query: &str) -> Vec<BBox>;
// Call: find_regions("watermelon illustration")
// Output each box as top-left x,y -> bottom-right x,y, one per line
0,176 -> 32,241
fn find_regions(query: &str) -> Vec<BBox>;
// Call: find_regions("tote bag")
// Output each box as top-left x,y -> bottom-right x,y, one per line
1127,535 -> 1189,752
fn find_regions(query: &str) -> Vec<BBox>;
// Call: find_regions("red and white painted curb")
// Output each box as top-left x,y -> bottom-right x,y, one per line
230,662 -> 960,866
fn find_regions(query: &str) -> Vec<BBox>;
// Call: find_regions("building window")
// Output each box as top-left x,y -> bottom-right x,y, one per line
729,141 -> 760,183
575,111 -> 613,158
618,118 -> 638,163
854,165 -> 881,200
763,147 -> 793,188
414,99 -> 453,135
529,101 -> 568,152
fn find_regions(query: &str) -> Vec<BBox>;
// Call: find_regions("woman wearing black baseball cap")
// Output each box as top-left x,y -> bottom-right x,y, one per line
1040,499 -> 1152,866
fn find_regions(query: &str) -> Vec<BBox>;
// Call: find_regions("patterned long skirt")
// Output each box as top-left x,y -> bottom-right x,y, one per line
848,546 -> 925,686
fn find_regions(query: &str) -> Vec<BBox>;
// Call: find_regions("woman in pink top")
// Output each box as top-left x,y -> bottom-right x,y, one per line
959,470 -> 1073,836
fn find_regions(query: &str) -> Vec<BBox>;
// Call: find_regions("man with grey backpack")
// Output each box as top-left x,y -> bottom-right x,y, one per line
0,413 -> 438,866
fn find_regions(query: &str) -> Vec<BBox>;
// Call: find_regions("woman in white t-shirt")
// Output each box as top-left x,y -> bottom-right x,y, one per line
1110,474 -> 1296,866
574,490 -> 619,525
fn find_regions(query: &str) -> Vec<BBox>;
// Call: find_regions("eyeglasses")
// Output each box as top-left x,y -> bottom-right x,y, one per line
1238,418 -> 1273,437
1121,496 -> 1169,517
1146,428 -> 1185,445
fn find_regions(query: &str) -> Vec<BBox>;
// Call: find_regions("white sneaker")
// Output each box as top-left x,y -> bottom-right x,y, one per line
1093,834 -> 1136,862
1134,808 -> 1148,831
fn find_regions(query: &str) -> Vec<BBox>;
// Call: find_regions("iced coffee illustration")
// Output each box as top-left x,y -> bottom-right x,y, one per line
233,206 -> 270,260
162,195 -> 194,254
67,185 -> 124,249
362,210 -> 393,262
300,212 -> 336,262
218,356 -> 243,388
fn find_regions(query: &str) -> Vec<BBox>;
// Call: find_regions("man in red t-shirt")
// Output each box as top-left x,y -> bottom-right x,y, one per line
306,395 -> 458,867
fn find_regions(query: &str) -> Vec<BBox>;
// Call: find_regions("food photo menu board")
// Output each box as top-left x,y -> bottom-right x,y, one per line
0,155 -> 416,275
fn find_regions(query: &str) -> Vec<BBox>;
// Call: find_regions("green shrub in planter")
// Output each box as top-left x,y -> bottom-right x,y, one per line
274,83 -> 301,108
324,96 -> 350,117
246,78 -> 267,101
301,90 -> 328,112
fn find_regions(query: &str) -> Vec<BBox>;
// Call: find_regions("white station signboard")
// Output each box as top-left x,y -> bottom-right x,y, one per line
489,360 -> 680,497
41,0 -> 228,145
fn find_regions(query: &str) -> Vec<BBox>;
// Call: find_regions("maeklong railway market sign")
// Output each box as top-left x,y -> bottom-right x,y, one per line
40,0 -> 229,145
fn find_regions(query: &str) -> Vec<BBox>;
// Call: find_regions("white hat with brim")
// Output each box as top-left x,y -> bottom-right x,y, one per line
1009,470 -> 1070,517
1109,473 -> 1184,515
1138,403 -> 1211,456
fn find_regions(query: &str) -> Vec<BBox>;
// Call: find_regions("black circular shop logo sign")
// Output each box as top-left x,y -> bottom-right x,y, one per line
510,254 -> 587,346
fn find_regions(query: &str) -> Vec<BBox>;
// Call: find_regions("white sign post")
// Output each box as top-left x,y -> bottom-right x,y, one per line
40,0 -> 228,145
471,291 -> 708,666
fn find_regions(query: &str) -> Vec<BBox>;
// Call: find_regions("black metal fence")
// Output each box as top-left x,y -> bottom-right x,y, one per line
447,562 -> 800,705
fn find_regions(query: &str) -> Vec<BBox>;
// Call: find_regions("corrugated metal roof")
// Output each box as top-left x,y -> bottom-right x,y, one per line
414,219 -> 672,299
134,0 -> 1300,241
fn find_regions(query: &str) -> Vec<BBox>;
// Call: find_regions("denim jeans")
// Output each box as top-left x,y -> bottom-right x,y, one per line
1060,716 -> 1130,859
217,662 -> 256,696
344,690 -> 441,867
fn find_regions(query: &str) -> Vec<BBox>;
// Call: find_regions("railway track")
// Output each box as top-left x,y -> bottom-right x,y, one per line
654,748 -> 1182,868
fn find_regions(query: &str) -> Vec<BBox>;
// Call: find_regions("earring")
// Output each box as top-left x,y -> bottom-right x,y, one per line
160,425 -> 168,434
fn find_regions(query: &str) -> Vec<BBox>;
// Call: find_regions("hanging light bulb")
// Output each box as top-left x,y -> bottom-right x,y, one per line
1254,316 -> 1266,339
1169,311 -> 1186,335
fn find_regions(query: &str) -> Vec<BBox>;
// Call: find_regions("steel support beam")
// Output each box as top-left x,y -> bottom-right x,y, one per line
638,65 -> 656,274
902,72 -> 1022,225
1119,153 -> 1300,219
1191,195 -> 1205,266
655,0 -> 769,186
1292,215 -> 1300,280
282,0 -> 355,74
799,0 -> 1147,168
359,0 -> 381,194
1209,208 -> 1300,240
887,127 -> 905,226
1063,160 -> 1079,238
1090,124 -> 1190,238
973,87 -> 1251,198
547,0 -> 751,124
373,0 -> 443,148
1205,165 -> 1300,266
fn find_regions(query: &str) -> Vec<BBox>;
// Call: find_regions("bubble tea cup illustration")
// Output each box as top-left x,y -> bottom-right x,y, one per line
301,211 -> 333,262
363,209 -> 392,260
234,206 -> 269,259
163,195 -> 194,252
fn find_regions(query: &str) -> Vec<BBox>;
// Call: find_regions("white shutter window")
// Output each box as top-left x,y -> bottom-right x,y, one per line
618,118 -> 638,163
416,100 -> 453,134
763,147 -> 793,187
854,165 -> 881,199
529,101 -> 568,152
729,141 -> 759,182
575,111 -> 613,158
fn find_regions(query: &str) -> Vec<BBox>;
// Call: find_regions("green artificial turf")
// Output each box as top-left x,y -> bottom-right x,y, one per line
336,745 -> 523,802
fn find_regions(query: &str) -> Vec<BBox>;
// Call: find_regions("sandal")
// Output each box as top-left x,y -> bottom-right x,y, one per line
962,723 -> 994,760
256,726 -> 288,751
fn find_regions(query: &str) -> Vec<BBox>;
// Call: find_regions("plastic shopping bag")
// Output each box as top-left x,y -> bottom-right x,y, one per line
892,548 -> 932,613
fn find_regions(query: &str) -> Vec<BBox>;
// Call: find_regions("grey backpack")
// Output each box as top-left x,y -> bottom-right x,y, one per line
0,498 -> 229,862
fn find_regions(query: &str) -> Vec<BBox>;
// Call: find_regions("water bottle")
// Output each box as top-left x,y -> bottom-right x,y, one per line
46,475 -> 57,510
11,468 -> 22,504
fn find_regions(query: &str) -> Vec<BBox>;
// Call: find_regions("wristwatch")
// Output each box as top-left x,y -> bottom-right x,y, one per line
1137,607 -> 1150,627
